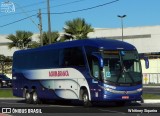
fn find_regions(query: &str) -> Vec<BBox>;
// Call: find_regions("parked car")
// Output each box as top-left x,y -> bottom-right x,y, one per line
0,74 -> 12,88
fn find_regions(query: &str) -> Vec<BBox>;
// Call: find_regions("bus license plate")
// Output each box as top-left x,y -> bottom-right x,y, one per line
122,96 -> 129,99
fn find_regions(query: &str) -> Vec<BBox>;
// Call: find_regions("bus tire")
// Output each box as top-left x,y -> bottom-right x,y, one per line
23,88 -> 27,98
32,91 -> 40,104
82,90 -> 92,107
25,91 -> 33,104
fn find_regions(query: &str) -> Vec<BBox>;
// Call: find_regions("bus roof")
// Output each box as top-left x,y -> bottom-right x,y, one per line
14,38 -> 136,54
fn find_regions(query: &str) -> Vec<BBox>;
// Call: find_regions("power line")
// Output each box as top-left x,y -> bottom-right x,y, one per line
0,0 -> 86,18
15,3 -> 39,30
50,0 -> 119,14
0,0 -> 119,28
50,0 -> 86,8
16,1 -> 46,9
0,14 -> 37,27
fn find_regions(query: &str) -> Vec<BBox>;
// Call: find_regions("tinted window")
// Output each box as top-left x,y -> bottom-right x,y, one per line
62,47 -> 85,67
13,49 -> 59,69
33,50 -> 59,69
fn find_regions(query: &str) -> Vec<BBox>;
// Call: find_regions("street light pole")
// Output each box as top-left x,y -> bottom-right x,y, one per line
117,15 -> 126,41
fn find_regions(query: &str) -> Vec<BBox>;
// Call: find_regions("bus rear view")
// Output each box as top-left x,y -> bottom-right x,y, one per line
12,38 -> 143,107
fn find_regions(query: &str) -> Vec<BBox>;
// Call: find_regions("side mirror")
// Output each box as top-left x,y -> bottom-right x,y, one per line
139,54 -> 149,69
144,56 -> 149,69
92,52 -> 104,68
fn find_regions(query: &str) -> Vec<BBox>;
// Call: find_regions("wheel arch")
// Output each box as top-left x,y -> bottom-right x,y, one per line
79,86 -> 91,101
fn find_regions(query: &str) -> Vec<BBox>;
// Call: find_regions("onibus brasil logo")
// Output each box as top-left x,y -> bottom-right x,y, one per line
1,0 -> 15,13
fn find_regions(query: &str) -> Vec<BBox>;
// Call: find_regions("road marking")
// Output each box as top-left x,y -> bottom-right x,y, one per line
1,102 -> 26,105
48,104 -> 79,107
98,109 -> 126,114
1,101 -> 79,107
0,98 -> 24,100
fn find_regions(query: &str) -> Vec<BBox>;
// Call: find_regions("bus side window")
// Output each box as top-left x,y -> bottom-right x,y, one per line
62,47 -> 85,67
92,56 -> 100,79
59,49 -> 64,66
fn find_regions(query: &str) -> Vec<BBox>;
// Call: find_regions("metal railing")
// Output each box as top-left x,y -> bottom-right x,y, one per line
143,73 -> 160,84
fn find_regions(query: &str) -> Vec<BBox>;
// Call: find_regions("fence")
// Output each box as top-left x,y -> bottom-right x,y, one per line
143,73 -> 160,84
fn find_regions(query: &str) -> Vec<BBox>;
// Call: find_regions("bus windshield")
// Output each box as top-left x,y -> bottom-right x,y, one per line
102,50 -> 142,85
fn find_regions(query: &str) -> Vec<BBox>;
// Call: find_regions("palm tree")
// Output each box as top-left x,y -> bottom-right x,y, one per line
63,18 -> 94,40
39,31 -> 59,46
28,41 -> 40,49
6,31 -> 33,49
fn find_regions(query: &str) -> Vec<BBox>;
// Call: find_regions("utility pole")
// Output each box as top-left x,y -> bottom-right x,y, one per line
47,0 -> 52,44
38,9 -> 43,46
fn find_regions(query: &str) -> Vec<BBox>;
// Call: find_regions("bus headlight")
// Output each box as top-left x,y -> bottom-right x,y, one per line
137,88 -> 142,92
104,88 -> 114,92
100,86 -> 111,92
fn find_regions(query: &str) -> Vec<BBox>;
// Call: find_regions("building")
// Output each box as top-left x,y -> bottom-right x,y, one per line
88,25 -> 160,54
0,34 -> 18,56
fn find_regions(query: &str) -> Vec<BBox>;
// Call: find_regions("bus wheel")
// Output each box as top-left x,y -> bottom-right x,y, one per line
82,90 -> 92,107
25,91 -> 33,104
23,88 -> 27,98
32,91 -> 40,104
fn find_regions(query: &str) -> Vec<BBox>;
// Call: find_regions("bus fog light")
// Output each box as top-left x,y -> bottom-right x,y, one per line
2,80 -> 6,83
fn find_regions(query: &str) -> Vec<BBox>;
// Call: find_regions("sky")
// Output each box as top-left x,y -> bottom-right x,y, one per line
0,0 -> 160,35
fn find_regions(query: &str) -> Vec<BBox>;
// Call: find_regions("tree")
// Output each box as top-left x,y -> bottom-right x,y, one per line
28,41 -> 40,49
63,18 -> 94,40
6,31 -> 33,49
29,31 -> 60,48
0,55 -> 12,74
37,31 -> 59,46
30,31 -> 60,48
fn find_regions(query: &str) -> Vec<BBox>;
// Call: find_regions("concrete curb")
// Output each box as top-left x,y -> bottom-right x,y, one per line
143,86 -> 160,88
143,99 -> 160,103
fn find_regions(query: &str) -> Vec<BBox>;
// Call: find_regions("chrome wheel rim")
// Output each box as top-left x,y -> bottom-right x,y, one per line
26,92 -> 30,100
83,94 -> 88,102
33,92 -> 37,102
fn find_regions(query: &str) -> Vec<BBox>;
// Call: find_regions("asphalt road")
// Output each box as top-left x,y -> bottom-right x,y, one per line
143,87 -> 160,95
0,99 -> 160,116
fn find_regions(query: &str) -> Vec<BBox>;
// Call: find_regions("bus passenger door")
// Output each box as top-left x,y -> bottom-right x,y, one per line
91,55 -> 102,99
92,56 -> 100,80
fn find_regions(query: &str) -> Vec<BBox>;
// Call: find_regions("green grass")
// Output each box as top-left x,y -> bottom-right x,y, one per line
0,89 -> 17,98
143,93 -> 160,99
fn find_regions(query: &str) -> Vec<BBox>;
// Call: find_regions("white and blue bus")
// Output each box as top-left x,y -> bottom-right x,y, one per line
12,38 -> 143,106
